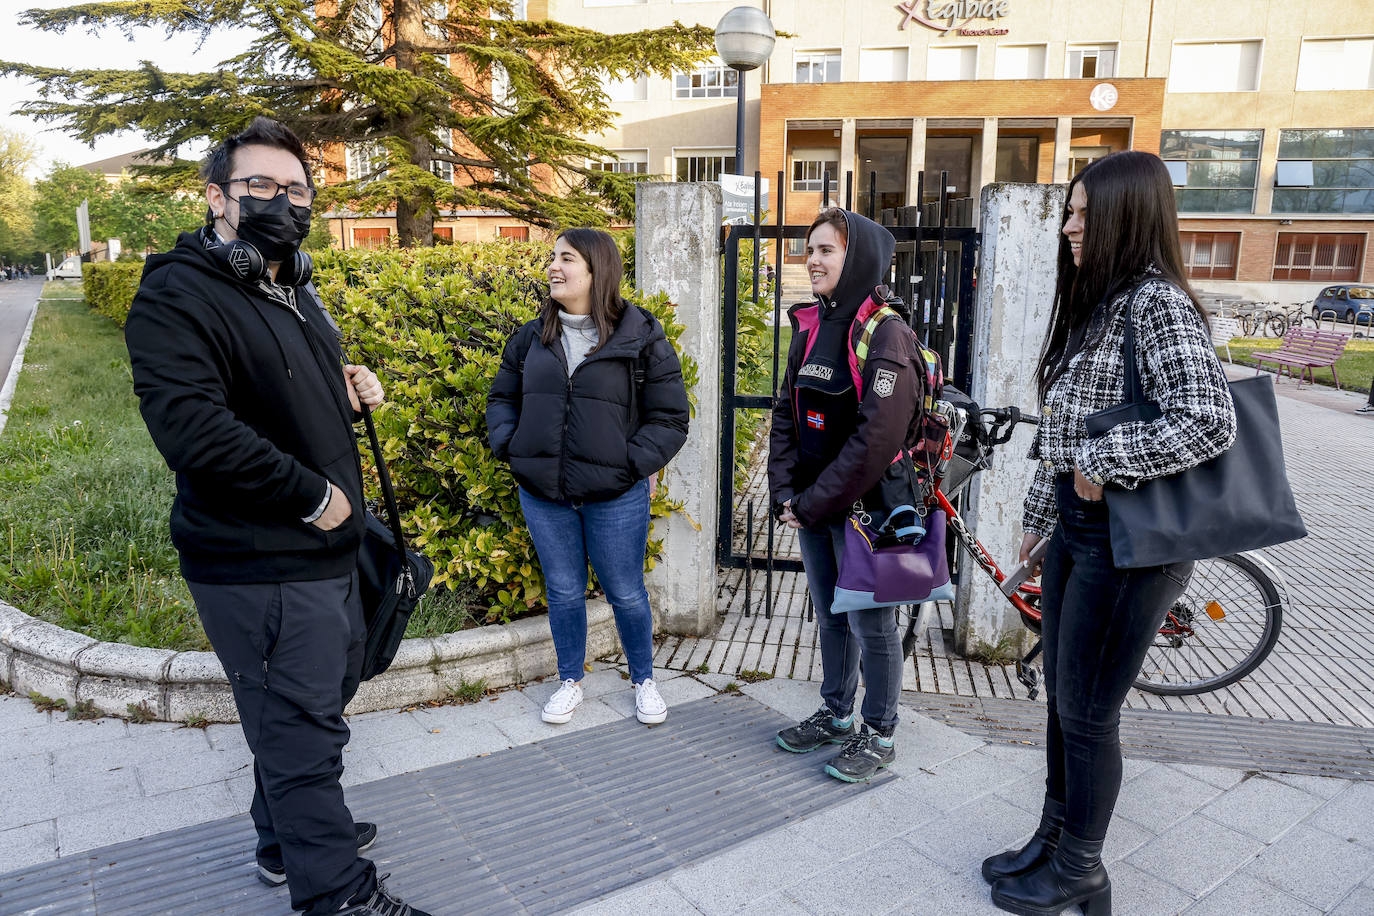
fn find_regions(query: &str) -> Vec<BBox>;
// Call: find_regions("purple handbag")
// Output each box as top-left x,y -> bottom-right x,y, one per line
832,508 -> 954,614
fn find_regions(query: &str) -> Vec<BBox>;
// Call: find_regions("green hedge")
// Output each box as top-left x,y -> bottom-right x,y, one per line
82,261 -> 143,328
314,242 -> 699,624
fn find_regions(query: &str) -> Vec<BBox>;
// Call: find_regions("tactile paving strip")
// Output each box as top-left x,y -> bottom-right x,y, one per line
0,693 -> 891,915
902,690 -> 1374,780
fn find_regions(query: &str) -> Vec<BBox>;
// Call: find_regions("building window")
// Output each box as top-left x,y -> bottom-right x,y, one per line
430,129 -> 453,184
675,153 -> 735,182
995,137 -> 1039,183
498,226 -> 530,240
794,50 -> 841,83
928,45 -> 977,81
996,44 -> 1047,80
1069,146 -> 1110,178
433,226 -> 453,243
792,158 -> 839,192
588,150 -> 649,174
859,47 -> 908,82
352,227 -> 391,249
1273,233 -> 1365,281
345,141 -> 386,184
1168,41 -> 1262,92
602,73 -> 648,102
1180,232 -> 1240,280
1066,43 -> 1116,78
1297,38 -> 1374,91
1273,129 -> 1374,215
1160,129 -> 1262,213
674,59 -> 738,98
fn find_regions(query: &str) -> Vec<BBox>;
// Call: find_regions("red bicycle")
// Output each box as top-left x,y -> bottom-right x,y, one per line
899,393 -> 1288,697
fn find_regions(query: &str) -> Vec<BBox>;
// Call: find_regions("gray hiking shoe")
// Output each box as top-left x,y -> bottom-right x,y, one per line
823,726 -> 895,783
776,706 -> 856,753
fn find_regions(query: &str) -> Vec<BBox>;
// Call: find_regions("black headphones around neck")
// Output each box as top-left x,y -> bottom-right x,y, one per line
198,224 -> 313,288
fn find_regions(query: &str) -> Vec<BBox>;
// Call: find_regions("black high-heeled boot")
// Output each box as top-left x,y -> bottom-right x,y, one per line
981,798 -> 1066,884
990,830 -> 1111,916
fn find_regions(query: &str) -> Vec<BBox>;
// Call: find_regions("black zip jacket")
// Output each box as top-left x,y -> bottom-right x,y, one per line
768,210 -> 922,528
126,231 -> 365,583
486,305 -> 690,503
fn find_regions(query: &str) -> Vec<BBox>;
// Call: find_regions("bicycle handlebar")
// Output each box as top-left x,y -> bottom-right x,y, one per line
979,406 -> 1040,447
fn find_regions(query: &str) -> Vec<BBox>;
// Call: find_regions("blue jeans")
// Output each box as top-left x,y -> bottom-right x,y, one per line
797,522 -> 903,734
518,479 -> 656,684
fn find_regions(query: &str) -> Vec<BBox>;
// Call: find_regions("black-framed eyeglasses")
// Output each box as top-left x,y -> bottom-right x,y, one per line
223,176 -> 316,207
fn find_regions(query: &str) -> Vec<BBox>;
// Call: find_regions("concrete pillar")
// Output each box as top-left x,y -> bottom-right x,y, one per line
953,182 -> 1067,658
908,117 -> 927,210
635,182 -> 724,636
1053,116 -> 1073,183
840,118 -> 857,201
975,118 -> 998,222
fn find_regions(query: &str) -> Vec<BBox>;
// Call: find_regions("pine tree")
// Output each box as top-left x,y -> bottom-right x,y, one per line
3,1 -> 716,246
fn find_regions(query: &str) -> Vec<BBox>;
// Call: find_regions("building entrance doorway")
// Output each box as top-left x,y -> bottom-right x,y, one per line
855,137 -> 909,217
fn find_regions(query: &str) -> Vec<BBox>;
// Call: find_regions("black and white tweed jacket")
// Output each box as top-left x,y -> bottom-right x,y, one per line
1021,273 -> 1238,539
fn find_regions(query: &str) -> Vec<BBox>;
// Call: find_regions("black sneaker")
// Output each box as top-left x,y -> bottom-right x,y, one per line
823,726 -> 895,783
257,822 -> 378,886
339,874 -> 432,916
776,706 -> 856,753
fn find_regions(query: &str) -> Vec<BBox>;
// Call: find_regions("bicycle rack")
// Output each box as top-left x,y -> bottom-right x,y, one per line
1319,309 -> 1341,333
1355,312 -> 1373,340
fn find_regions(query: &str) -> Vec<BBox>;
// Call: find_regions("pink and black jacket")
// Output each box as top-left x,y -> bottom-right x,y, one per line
767,210 -> 924,528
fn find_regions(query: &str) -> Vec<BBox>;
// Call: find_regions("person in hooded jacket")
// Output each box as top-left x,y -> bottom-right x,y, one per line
769,208 -> 924,783
125,119 -> 429,915
486,228 -> 690,728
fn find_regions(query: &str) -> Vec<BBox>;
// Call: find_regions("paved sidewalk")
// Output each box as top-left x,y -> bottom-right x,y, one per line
660,368 -> 1374,727
0,277 -> 43,385
3,670 -> 1374,914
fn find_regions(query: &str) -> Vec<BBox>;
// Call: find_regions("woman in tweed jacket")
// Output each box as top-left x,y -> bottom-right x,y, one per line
984,152 -> 1237,916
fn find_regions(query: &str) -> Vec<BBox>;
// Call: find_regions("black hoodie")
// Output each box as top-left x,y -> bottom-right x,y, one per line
767,210 -> 923,527
126,231 -> 365,584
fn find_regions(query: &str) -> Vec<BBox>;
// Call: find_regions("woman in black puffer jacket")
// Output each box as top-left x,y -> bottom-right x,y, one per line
486,228 -> 690,728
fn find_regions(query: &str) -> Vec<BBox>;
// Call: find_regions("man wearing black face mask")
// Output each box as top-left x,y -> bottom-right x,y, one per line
125,118 -> 430,916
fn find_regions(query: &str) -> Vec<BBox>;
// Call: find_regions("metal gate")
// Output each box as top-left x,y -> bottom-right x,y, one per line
717,169 -> 980,617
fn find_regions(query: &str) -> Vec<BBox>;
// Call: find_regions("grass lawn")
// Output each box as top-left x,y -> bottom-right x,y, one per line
1220,336 -> 1374,394
0,289 -> 205,650
0,286 -> 479,651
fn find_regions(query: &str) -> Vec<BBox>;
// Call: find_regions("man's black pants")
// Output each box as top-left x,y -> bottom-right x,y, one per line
188,572 -> 375,914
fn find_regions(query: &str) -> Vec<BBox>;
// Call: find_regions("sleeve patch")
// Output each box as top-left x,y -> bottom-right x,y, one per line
873,368 -> 897,398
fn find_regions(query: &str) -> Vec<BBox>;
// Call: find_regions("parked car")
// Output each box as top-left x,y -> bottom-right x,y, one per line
1311,285 -> 1374,323
47,255 -> 83,280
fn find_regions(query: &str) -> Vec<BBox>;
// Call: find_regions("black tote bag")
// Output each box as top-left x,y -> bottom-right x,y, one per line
1083,293 -> 1307,568
356,403 -> 435,681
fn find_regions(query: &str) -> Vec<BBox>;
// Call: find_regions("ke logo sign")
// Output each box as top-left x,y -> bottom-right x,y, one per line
897,1 -> 1011,36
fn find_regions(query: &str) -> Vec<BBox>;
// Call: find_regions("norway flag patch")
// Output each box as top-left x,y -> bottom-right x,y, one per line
806,410 -> 825,430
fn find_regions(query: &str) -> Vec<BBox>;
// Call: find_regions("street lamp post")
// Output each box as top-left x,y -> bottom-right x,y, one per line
714,6 -> 776,176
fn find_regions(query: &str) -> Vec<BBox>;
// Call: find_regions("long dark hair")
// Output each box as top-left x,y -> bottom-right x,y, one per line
1036,151 -> 1207,401
539,227 -> 626,355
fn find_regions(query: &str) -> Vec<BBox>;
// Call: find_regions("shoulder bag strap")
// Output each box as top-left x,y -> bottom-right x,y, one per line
1120,280 -> 1152,406
359,402 -> 407,558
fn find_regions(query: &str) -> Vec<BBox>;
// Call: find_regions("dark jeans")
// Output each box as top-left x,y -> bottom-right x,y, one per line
1039,475 -> 1193,841
188,572 -> 374,914
797,522 -> 902,734
518,479 -> 656,684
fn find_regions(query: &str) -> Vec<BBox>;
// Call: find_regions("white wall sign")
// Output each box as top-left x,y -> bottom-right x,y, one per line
1089,82 -> 1119,111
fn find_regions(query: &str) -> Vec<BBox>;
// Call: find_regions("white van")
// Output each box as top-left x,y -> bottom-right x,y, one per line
47,255 -> 83,280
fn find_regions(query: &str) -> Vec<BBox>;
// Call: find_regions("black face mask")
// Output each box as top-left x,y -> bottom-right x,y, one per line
232,192 -> 312,263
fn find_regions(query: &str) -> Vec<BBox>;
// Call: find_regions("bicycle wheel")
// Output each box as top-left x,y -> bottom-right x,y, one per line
1239,314 -> 1256,337
1134,553 -> 1284,696
1267,314 -> 1289,338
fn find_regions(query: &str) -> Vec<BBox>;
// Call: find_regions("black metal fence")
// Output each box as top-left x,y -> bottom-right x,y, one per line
717,169 -> 981,617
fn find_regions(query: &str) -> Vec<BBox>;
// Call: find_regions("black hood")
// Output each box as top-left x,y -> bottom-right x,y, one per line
820,209 -> 896,320
141,231 -> 228,285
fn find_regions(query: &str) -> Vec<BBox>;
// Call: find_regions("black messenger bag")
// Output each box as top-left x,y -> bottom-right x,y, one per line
356,402 -> 435,680
1083,293 -> 1307,568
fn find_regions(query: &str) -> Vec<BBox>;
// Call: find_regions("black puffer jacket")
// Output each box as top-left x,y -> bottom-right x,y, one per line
486,305 -> 690,503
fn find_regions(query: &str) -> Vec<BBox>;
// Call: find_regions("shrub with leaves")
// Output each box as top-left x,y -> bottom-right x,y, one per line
314,242 -> 697,625
81,261 -> 143,328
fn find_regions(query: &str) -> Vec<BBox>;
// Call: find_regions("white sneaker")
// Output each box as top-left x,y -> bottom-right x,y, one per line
541,679 -> 583,724
635,678 -> 668,724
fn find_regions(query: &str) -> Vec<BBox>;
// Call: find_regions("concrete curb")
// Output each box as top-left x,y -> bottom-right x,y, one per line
0,598 -> 620,723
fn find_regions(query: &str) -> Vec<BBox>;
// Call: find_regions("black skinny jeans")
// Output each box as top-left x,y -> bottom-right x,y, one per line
1039,474 -> 1193,841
